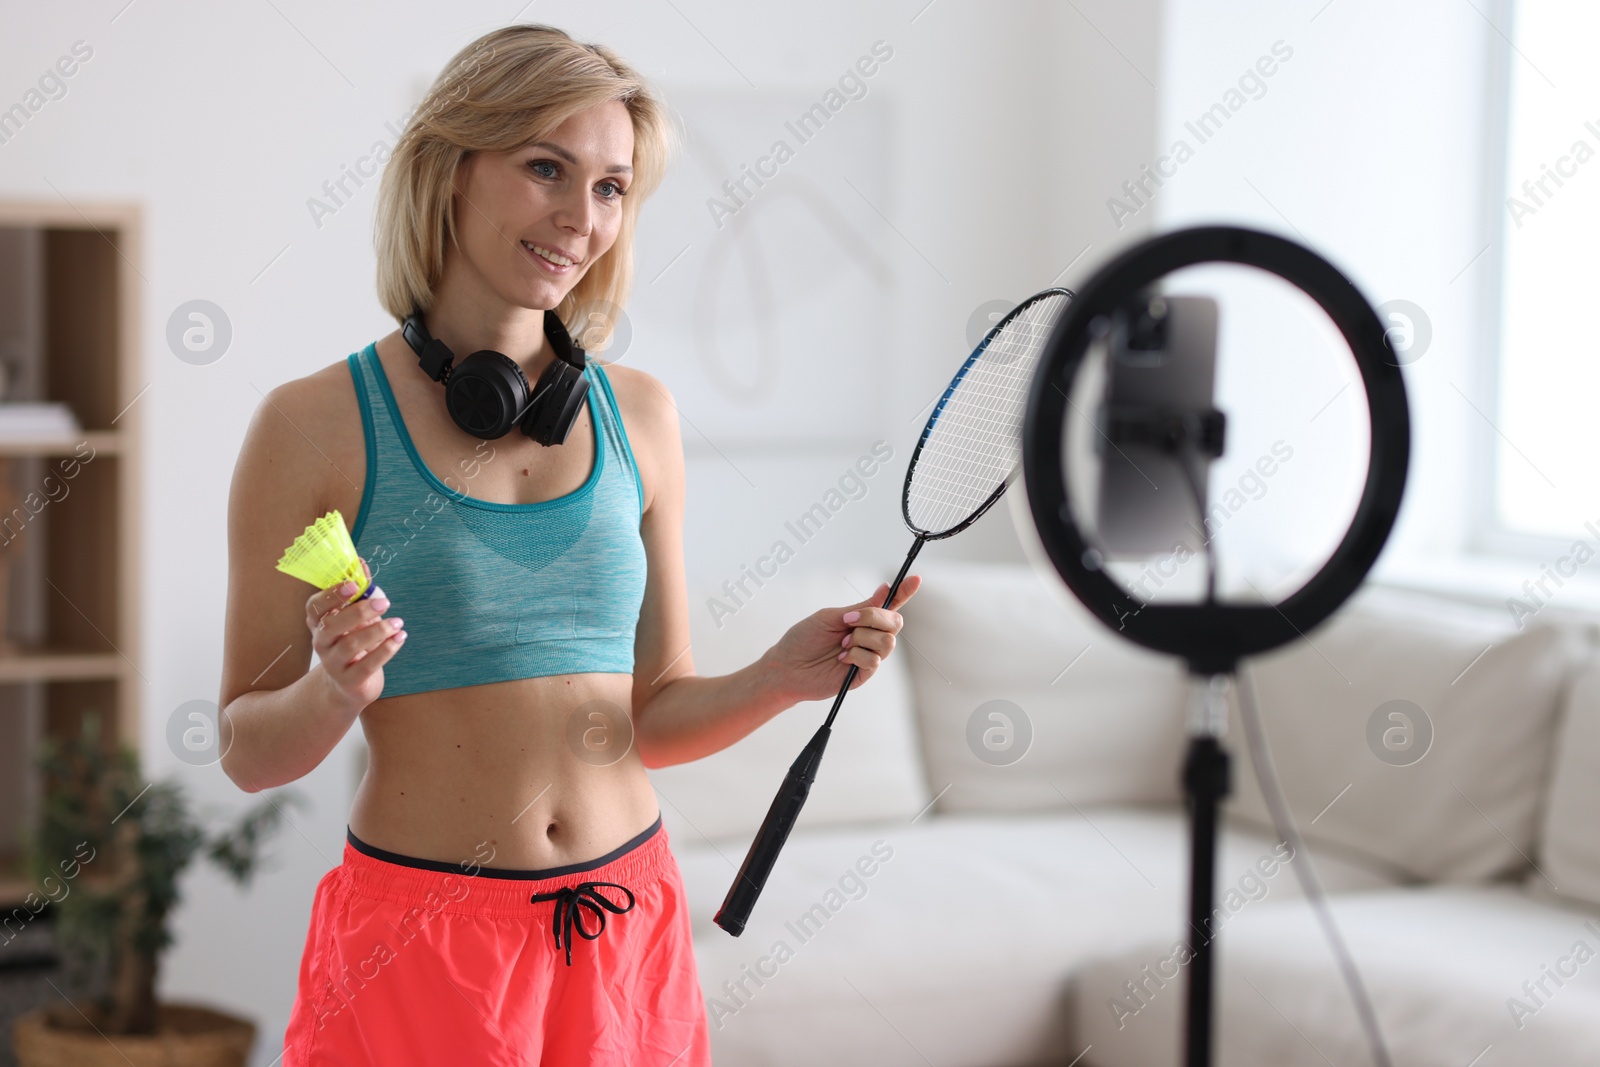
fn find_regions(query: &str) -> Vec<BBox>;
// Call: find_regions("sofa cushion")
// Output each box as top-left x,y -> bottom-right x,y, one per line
1073,885 -> 1600,1067
667,806 -> 1395,1067
645,568 -> 930,844
1226,585 -> 1574,883
1540,649 -> 1600,910
899,561 -> 1189,814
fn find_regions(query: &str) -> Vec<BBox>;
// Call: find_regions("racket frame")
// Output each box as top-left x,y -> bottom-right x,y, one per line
901,287 -> 1076,541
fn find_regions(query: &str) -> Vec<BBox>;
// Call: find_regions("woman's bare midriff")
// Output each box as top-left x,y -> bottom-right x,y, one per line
325,334 -> 661,873
348,670 -> 661,871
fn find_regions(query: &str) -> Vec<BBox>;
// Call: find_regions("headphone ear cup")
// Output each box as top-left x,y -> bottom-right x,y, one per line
444,352 -> 531,439
521,360 -> 590,446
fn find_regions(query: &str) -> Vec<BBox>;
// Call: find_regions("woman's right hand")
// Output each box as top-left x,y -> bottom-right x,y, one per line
305,557 -> 406,712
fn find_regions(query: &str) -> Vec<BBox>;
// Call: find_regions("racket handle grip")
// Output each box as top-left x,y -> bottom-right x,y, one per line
714,723 -> 833,937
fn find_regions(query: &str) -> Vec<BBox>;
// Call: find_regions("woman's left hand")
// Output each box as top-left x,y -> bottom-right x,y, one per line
760,575 -> 923,704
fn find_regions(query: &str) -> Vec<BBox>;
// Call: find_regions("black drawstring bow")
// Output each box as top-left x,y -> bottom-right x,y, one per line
529,881 -> 637,966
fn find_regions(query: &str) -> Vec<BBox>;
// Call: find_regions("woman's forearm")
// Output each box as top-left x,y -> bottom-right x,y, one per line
635,653 -> 798,769
219,665 -> 364,792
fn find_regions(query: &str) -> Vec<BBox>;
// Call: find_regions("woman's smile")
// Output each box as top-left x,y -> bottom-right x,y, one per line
521,239 -> 580,275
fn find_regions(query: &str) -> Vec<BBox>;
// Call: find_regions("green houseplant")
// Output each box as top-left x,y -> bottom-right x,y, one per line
9,709 -> 302,1067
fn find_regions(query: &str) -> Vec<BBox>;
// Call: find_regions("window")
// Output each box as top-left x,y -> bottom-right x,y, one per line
1491,1 -> 1600,541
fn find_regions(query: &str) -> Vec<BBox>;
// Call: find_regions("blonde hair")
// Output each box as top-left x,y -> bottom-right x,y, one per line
374,25 -> 674,341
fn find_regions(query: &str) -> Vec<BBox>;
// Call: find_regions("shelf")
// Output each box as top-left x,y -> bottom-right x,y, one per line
0,205 -> 144,878
0,431 -> 121,457
0,872 -> 128,912
0,200 -> 138,231
0,874 -> 38,910
0,649 -> 125,685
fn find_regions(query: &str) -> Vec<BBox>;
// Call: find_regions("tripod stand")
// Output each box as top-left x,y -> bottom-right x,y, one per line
1182,674 -> 1231,1067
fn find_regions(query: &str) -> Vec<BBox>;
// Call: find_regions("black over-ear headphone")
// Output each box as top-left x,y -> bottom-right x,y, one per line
401,308 -> 591,445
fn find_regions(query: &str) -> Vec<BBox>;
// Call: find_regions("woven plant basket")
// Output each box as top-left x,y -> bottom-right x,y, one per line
11,1001 -> 256,1067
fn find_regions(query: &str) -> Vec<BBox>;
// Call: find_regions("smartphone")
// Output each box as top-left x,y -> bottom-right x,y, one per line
1090,292 -> 1222,558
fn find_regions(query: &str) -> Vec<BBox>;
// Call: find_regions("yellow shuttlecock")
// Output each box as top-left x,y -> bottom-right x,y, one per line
275,509 -> 371,604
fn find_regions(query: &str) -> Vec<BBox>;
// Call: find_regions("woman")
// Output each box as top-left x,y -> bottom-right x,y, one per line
217,24 -> 919,1067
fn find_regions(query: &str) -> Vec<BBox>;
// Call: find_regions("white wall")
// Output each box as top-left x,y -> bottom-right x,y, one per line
1,1 -> 1161,1057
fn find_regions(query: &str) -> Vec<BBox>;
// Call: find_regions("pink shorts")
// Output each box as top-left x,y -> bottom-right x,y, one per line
281,814 -> 711,1066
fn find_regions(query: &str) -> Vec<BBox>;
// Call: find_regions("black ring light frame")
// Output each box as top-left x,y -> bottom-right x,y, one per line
1023,225 -> 1410,676
1020,225 -> 1410,1067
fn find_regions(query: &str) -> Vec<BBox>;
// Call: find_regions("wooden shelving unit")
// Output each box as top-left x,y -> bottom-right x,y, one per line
0,201 -> 143,911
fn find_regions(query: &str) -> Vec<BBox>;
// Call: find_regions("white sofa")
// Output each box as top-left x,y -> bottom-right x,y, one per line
646,561 -> 1600,1066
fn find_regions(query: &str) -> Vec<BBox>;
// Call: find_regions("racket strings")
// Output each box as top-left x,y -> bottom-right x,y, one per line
907,294 -> 1071,535
912,317 -> 1057,525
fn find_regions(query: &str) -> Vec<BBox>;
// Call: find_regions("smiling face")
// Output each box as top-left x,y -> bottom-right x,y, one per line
447,99 -> 636,312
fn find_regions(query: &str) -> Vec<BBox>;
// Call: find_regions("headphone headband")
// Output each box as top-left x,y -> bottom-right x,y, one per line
400,308 -> 592,445
401,310 -> 587,383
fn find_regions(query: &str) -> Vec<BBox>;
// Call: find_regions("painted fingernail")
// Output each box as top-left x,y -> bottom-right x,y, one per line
370,597 -> 391,612
843,611 -> 861,623
390,617 -> 405,630
842,634 -> 852,648
337,580 -> 356,596
838,651 -> 847,661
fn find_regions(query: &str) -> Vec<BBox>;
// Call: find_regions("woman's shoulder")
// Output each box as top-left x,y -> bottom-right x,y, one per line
236,343 -> 375,517
593,362 -> 681,516
593,362 -> 677,439
252,357 -> 363,459
270,333 -> 404,436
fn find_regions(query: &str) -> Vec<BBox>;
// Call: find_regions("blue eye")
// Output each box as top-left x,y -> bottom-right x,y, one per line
596,180 -> 626,200
529,159 -> 559,179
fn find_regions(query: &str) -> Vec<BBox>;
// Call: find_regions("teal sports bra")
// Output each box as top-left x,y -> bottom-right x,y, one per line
344,342 -> 648,698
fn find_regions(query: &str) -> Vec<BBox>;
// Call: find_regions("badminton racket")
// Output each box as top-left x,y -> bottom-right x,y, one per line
714,287 -> 1075,936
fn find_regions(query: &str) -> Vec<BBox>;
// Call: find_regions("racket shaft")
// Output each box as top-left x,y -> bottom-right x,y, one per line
715,725 -> 831,936
718,542 -> 923,934
821,540 -> 920,730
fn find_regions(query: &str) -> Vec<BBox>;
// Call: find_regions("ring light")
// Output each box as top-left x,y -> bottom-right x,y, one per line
1022,225 -> 1410,675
